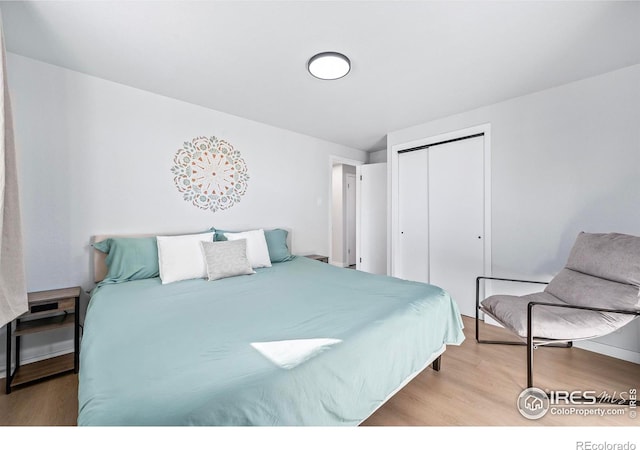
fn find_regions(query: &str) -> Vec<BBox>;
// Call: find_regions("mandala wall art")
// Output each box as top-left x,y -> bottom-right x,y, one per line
171,136 -> 249,212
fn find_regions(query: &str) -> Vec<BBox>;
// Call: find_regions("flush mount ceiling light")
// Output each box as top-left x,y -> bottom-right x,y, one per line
307,52 -> 351,80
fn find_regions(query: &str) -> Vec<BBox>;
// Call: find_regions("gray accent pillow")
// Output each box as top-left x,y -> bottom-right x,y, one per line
200,240 -> 255,281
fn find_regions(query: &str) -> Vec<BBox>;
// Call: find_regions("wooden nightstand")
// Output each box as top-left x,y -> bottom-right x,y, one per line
304,254 -> 329,263
5,286 -> 81,394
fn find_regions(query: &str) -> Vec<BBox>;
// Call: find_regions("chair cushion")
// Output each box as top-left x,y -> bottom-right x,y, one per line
567,232 -> 640,286
480,292 -> 636,340
545,268 -> 640,311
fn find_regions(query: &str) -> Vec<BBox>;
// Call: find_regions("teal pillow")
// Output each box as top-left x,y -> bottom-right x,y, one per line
212,228 -> 230,242
264,229 -> 294,263
211,228 -> 293,263
93,237 -> 159,283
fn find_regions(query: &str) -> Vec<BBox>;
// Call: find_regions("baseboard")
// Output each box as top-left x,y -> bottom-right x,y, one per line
573,340 -> 640,364
0,341 -> 74,379
330,260 -> 348,268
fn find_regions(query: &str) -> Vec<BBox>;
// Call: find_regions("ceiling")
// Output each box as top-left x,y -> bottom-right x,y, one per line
1,1 -> 639,152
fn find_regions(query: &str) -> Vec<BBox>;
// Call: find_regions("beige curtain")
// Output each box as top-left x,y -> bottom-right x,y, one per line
0,15 -> 27,327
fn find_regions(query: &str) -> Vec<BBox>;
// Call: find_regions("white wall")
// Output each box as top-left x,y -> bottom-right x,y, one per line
0,53 -> 366,374
368,149 -> 387,164
387,64 -> 640,362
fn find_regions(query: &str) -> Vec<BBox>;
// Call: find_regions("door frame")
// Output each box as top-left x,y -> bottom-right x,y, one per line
389,123 -> 492,280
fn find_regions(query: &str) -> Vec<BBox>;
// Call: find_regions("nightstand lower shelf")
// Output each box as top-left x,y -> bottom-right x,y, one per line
6,286 -> 81,394
9,353 -> 75,388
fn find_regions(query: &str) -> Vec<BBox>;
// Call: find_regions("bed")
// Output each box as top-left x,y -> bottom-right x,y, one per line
78,234 -> 464,426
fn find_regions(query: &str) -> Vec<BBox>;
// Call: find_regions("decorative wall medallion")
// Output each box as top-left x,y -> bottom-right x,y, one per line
171,136 -> 249,212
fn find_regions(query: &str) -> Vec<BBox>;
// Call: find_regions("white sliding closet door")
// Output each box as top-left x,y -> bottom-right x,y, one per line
428,137 -> 485,317
397,149 -> 429,283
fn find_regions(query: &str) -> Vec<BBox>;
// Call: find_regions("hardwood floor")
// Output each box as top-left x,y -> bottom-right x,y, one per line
1,316 -> 638,426
0,371 -> 77,426
364,316 -> 640,426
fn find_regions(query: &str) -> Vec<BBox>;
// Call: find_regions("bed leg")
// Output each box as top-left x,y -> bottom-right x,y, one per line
432,356 -> 441,372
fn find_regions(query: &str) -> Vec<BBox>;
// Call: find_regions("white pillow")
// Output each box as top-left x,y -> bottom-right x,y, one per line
156,232 -> 214,284
223,229 -> 272,269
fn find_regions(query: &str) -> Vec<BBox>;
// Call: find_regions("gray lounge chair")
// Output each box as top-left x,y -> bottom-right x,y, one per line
476,232 -> 640,388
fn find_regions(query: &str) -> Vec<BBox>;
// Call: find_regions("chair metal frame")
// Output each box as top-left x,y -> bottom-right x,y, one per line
475,276 -> 640,388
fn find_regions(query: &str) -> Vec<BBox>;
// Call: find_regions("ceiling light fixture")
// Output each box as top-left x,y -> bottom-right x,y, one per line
308,52 -> 351,80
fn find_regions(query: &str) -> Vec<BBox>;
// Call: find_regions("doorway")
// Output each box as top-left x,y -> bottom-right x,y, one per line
345,173 -> 357,267
330,162 -> 358,267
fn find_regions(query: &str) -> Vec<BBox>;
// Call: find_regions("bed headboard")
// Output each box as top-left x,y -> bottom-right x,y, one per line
92,228 -> 293,283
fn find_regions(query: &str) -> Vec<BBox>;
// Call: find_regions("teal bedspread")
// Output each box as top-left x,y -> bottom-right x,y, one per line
78,257 -> 464,425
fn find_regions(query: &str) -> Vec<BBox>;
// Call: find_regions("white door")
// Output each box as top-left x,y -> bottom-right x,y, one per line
397,150 -> 429,283
356,163 -> 387,275
428,136 -> 485,317
345,173 -> 357,266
